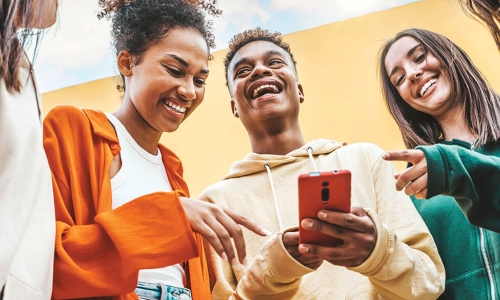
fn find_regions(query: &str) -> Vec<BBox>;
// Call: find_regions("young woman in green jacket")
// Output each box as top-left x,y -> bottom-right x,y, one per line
379,28 -> 500,299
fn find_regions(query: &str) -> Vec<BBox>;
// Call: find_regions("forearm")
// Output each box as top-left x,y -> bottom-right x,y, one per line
210,231 -> 314,300
53,192 -> 198,299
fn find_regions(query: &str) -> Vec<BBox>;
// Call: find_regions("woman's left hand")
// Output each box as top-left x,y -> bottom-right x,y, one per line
382,149 -> 428,199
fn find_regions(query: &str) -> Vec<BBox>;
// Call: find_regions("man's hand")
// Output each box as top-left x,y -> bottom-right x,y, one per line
283,231 -> 323,269
298,207 -> 376,267
180,197 -> 270,266
382,149 -> 428,199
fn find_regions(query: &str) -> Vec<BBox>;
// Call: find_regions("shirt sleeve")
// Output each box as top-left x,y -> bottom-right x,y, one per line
418,143 -> 500,232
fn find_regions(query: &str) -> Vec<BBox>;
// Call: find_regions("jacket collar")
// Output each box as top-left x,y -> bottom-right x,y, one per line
83,109 -> 121,156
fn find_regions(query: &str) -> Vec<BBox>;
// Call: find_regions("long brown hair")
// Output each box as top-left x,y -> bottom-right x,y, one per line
0,0 -> 47,92
461,0 -> 500,51
378,28 -> 500,149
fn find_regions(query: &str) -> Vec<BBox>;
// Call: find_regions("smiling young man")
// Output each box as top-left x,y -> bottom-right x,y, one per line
200,27 -> 445,299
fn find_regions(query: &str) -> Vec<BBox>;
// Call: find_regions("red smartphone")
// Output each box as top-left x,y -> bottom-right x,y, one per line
298,170 -> 351,247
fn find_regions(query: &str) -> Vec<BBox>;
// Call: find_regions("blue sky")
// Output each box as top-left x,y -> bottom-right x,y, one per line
33,0 -> 418,93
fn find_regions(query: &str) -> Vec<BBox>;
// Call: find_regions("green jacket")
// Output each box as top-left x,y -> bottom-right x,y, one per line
415,140 -> 500,299
413,196 -> 499,299
418,140 -> 500,232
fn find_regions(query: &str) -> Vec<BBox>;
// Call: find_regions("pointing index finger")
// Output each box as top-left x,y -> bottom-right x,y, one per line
382,150 -> 420,163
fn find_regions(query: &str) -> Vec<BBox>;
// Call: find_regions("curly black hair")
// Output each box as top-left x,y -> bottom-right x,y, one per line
101,0 -> 221,59
99,0 -> 221,91
223,27 -> 297,86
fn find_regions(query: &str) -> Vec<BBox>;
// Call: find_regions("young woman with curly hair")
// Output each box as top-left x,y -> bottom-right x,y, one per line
44,1 -> 266,299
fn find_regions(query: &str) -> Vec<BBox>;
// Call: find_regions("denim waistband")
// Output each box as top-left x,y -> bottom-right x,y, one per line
135,282 -> 191,300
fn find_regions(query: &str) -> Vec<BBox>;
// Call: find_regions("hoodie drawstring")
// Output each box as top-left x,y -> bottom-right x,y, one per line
307,147 -> 319,173
264,163 -> 284,231
264,147 -> 319,232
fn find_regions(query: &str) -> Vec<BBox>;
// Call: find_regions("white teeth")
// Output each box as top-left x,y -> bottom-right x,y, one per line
165,100 -> 186,113
419,78 -> 437,97
252,84 -> 279,98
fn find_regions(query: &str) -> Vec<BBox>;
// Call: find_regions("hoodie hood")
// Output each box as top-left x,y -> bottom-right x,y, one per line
224,138 -> 344,179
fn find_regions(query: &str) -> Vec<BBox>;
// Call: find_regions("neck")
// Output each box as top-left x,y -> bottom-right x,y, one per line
247,120 -> 305,155
436,105 -> 476,143
113,101 -> 163,155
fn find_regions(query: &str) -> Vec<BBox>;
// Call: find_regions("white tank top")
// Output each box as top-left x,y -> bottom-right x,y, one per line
106,113 -> 185,288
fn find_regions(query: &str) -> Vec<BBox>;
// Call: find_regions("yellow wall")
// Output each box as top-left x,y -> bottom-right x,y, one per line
42,0 -> 500,198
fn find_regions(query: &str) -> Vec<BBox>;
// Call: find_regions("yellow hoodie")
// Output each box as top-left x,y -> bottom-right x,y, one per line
200,139 -> 445,300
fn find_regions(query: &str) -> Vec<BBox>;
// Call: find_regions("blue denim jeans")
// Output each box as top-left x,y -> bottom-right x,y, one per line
135,282 -> 192,300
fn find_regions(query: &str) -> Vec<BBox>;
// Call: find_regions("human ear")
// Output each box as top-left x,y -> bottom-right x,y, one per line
298,83 -> 305,103
231,99 -> 239,118
117,50 -> 134,77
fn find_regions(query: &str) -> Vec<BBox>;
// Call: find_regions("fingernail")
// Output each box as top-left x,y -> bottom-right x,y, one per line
299,244 -> 309,253
262,229 -> 272,236
231,257 -> 238,267
318,211 -> 327,220
221,252 -> 228,262
302,219 -> 313,229
382,152 -> 388,159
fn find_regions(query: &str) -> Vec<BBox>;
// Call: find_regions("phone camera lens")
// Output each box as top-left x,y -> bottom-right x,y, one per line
322,181 -> 329,187
321,187 -> 329,201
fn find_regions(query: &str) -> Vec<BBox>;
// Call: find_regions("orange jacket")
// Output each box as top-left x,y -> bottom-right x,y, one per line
43,106 -> 210,300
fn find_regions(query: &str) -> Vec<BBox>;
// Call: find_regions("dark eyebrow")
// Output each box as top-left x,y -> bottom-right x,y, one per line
388,44 -> 422,78
166,54 -> 209,74
231,57 -> 251,74
231,50 -> 288,74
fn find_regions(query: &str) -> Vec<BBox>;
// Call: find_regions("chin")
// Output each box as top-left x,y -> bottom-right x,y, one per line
162,124 -> 181,133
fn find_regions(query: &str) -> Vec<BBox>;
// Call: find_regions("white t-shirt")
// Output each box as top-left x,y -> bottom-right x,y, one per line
106,113 -> 185,288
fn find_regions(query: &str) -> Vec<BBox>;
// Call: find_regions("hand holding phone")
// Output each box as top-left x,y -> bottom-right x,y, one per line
298,170 -> 351,247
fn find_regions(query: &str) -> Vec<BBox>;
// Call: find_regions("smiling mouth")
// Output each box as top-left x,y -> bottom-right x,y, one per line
419,78 -> 437,97
164,100 -> 187,113
251,84 -> 281,99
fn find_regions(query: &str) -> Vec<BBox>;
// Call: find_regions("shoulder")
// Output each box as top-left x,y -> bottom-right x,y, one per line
45,105 -> 86,120
337,142 -> 385,161
44,106 -> 110,135
344,142 -> 384,152
199,179 -> 234,204
44,105 -> 87,134
44,105 -> 90,131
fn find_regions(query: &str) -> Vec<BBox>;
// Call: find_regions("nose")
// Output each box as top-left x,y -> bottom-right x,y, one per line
177,79 -> 196,101
250,63 -> 272,79
407,64 -> 423,82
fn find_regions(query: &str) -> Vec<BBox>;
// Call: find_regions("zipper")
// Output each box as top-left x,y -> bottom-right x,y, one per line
479,228 -> 496,300
470,142 -> 496,299
470,138 -> 478,151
